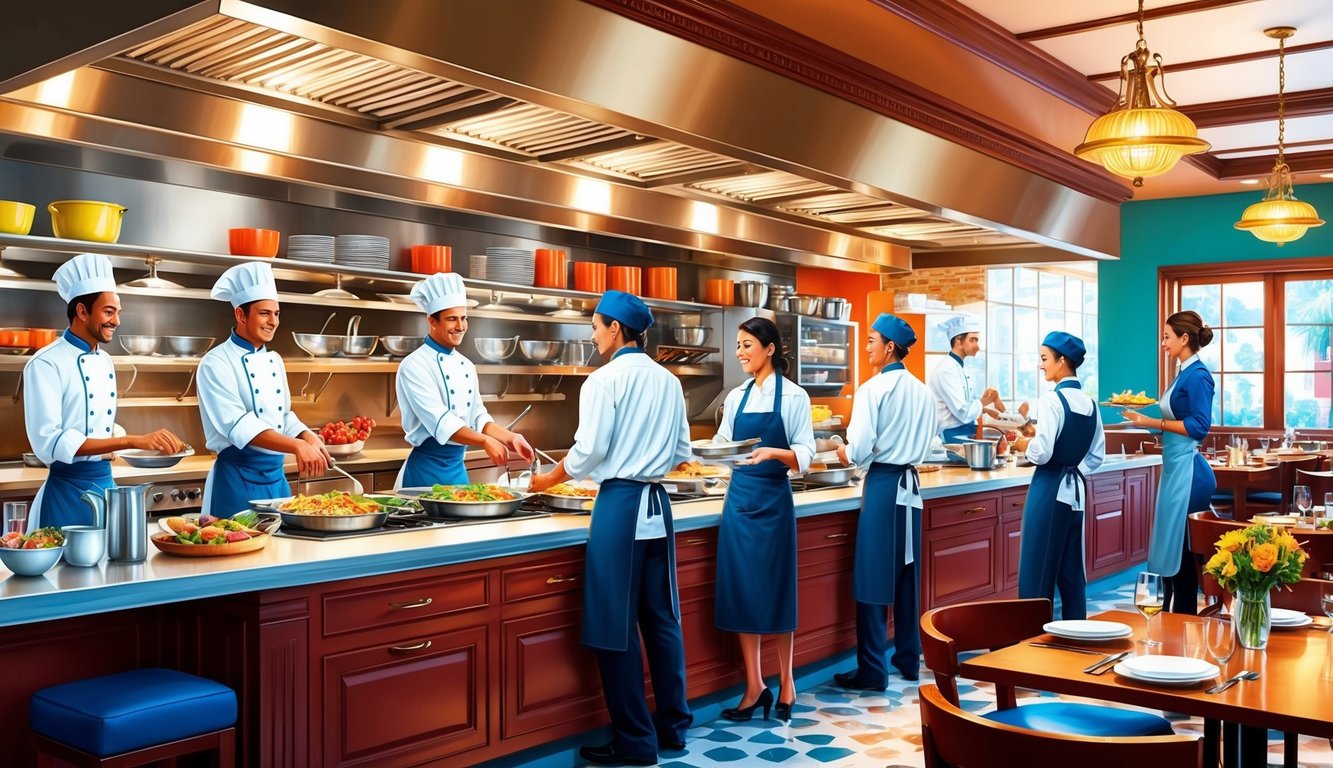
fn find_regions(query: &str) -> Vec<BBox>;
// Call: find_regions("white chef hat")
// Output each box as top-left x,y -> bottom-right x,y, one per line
410,272 -> 468,315
211,262 -> 278,307
53,253 -> 116,303
941,314 -> 982,341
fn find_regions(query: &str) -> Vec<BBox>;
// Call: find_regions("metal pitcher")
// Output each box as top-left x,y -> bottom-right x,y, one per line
80,484 -> 150,562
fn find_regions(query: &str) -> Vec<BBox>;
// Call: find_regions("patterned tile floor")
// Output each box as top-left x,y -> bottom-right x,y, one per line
595,579 -> 1333,768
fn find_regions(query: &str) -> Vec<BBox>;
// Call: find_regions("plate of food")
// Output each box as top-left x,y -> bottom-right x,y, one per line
665,460 -> 730,479
540,481 -> 599,511
159,510 -> 279,536
401,484 -> 529,518
691,437 -> 761,458
151,515 -> 270,557
255,491 -> 388,531
1101,389 -> 1157,407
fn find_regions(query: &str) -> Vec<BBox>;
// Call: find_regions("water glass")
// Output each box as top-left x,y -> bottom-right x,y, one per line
3,502 -> 27,535
1205,616 -> 1235,667
1259,437 -> 1271,455
1293,485 -> 1313,523
1135,572 -> 1164,648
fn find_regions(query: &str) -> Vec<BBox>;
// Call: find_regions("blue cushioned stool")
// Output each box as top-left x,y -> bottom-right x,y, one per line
31,668 -> 236,767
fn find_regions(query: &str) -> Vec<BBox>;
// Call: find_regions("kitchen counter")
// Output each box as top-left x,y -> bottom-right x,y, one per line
0,455 -> 1159,627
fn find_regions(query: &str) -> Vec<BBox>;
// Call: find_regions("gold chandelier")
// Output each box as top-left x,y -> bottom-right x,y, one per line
1234,27 -> 1325,246
1074,0 -> 1209,187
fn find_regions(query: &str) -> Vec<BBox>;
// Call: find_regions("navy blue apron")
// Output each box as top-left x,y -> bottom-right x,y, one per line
854,462 -> 920,604
715,376 -> 797,633
940,353 -> 978,442
206,446 -> 287,519
36,460 -> 114,530
399,439 -> 468,488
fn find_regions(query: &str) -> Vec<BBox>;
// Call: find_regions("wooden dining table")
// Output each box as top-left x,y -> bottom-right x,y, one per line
959,609 -> 1333,768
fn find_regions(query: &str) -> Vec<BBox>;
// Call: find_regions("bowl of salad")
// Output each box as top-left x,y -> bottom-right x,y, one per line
400,484 -> 529,518
0,527 -> 66,575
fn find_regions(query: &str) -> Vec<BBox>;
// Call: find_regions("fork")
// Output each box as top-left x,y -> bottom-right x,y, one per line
1206,670 -> 1258,694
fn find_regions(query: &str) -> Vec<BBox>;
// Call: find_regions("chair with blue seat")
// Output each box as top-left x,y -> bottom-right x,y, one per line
920,598 -> 1175,737
30,668 -> 236,767
1245,455 -> 1320,517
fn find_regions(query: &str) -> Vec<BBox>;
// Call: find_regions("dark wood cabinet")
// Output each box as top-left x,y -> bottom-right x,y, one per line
1126,466 -> 1153,562
501,610 -> 603,741
793,511 -> 857,664
1087,470 -> 1132,580
1000,517 -> 1023,595
922,492 -> 999,609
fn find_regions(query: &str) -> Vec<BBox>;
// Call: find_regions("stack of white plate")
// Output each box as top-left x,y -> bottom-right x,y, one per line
484,247 -> 534,285
1271,607 -> 1313,629
288,234 -> 334,263
334,235 -> 390,269
1112,655 -> 1218,686
469,254 -> 487,280
1042,620 -> 1134,641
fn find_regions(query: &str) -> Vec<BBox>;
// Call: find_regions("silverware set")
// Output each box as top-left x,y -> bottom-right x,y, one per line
1206,670 -> 1260,694
1026,642 -> 1130,675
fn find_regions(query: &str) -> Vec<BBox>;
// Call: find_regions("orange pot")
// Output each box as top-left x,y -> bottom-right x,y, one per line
607,266 -> 642,296
534,248 -> 568,288
573,262 -> 607,293
645,267 -> 677,300
228,228 -> 280,257
0,328 -> 30,350
28,328 -> 59,348
410,244 -> 451,274
704,278 -> 734,306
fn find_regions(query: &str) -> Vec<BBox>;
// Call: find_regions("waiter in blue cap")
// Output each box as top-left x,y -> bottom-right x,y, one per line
1019,331 -> 1104,620
23,254 -> 186,529
197,262 -> 330,517
834,313 -> 937,689
395,272 -> 533,488
529,289 -> 692,766
929,314 -> 1002,442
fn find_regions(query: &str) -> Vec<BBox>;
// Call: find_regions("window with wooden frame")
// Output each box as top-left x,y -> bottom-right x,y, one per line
1162,258 -> 1333,431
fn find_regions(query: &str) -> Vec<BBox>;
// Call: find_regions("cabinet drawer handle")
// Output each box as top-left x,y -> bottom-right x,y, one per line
1009,501 -> 1024,508
825,532 -> 850,539
963,506 -> 986,514
684,538 -> 708,545
388,640 -> 432,654
388,597 -> 433,609
545,574 -> 581,584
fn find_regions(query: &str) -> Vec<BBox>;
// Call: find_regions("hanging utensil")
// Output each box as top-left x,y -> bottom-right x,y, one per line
327,461 -> 365,495
504,404 -> 533,430
121,257 -> 182,289
314,273 -> 358,299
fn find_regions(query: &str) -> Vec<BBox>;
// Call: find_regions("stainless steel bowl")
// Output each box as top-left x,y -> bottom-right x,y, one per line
293,332 -> 344,357
541,493 -> 597,512
163,336 -> 214,357
734,280 -> 768,308
821,298 -> 848,320
118,445 -> 194,468
277,509 -> 388,531
475,336 -> 518,362
673,326 -> 711,346
770,295 -> 795,313
959,440 -> 998,471
790,295 -> 824,316
804,465 -> 857,486
400,486 -> 529,518
380,335 -> 423,356
118,334 -> 161,355
691,437 -> 760,458
343,335 -> 379,357
519,340 -> 564,363
560,339 -> 596,366
22,452 -> 45,468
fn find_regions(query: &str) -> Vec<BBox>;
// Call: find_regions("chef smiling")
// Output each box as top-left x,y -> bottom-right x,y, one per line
928,314 -> 1002,442
23,254 -> 186,530
197,262 -> 330,517
395,272 -> 533,488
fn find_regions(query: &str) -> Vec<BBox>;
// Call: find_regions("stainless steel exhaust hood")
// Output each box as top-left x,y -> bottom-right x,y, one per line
0,0 -> 1120,269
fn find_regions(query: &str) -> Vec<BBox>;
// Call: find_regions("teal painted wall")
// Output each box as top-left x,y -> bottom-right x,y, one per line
1098,183 -> 1333,402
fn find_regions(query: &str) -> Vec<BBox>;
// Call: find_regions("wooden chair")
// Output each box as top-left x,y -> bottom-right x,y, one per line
920,598 -> 1173,736
1187,511 -> 1234,613
1247,455 -> 1321,515
1295,468 -> 1333,502
1192,509 -> 1333,579
919,684 -> 1203,768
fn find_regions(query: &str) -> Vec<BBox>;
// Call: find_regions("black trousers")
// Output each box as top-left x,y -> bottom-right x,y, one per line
1164,532 -> 1199,615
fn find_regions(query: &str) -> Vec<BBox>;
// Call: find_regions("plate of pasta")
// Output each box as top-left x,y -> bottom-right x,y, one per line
251,491 -> 388,531
400,483 -> 530,518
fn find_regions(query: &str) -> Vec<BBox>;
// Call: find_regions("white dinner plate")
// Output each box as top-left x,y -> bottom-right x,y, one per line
1116,654 -> 1218,681
1043,620 -> 1134,641
1273,614 -> 1314,629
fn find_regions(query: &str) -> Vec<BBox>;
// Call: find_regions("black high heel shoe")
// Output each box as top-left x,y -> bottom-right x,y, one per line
721,688 -> 773,721
774,697 -> 794,722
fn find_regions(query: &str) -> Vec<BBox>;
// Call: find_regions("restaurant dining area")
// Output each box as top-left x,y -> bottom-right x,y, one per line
3,1 -> 1333,767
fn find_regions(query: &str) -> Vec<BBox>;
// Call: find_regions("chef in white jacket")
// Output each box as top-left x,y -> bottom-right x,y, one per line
395,272 -> 533,488
23,254 -> 185,530
197,262 -> 329,517
928,314 -> 1001,442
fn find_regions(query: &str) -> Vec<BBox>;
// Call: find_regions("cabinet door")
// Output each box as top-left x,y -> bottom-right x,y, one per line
1000,517 -> 1023,595
320,625 -> 488,768
501,610 -> 604,741
793,513 -> 857,663
1126,467 -> 1152,562
1087,496 -> 1128,578
922,523 -> 998,608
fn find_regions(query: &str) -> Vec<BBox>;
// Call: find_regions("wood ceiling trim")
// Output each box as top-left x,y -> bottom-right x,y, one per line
584,0 -> 1131,203
1015,0 -> 1259,43
1088,40 -> 1333,83
1184,88 -> 1333,129
1217,149 -> 1333,178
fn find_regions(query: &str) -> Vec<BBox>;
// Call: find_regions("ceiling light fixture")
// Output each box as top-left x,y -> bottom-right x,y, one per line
1234,27 -> 1325,246
1074,0 -> 1209,187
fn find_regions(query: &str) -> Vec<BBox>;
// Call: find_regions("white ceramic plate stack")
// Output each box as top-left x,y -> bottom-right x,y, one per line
1043,619 -> 1134,642
1112,655 -> 1219,686
334,235 -> 390,270
1271,607 -> 1314,629
469,254 -> 487,280
288,234 -> 334,264
484,247 -> 534,285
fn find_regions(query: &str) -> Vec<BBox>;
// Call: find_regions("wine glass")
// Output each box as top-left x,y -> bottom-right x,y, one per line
1259,436 -> 1271,455
1293,485 -> 1313,525
1204,616 -> 1235,669
1135,572 -> 1164,648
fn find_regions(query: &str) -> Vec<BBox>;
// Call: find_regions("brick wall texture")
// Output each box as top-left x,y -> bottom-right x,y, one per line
881,266 -> 987,306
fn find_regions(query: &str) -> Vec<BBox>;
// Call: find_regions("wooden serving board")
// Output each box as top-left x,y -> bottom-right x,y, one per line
151,532 -> 269,557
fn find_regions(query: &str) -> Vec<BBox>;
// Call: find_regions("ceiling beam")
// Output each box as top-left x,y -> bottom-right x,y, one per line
1183,88 -> 1333,129
1088,39 -> 1333,83
1015,0 -> 1259,43
1217,149 -> 1333,179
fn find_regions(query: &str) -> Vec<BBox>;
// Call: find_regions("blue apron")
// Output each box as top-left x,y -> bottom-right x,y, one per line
940,353 -> 977,442
33,460 -> 114,530
854,462 -> 922,605
399,439 -> 468,488
715,376 -> 797,633
204,446 -> 287,519
1148,372 -> 1216,576
583,480 -> 679,650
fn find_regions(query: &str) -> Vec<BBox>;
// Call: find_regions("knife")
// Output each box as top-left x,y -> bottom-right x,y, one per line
1084,651 -> 1130,674
1026,641 -> 1109,656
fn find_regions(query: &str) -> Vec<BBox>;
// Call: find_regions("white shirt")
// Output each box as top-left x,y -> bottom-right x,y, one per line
1024,377 -> 1105,510
845,365 -> 938,468
197,334 -> 309,454
929,353 -> 982,432
23,331 -> 117,465
715,374 -> 816,473
564,350 -> 692,540
396,338 -> 494,447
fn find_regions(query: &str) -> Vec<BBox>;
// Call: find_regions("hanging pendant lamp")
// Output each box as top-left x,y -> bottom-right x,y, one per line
1234,27 -> 1325,246
1074,0 -> 1209,187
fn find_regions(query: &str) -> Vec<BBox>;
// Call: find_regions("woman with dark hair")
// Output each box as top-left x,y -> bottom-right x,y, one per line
1122,310 -> 1217,614
710,316 -> 815,722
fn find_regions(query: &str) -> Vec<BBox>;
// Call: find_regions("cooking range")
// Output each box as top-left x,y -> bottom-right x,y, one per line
274,508 -> 552,541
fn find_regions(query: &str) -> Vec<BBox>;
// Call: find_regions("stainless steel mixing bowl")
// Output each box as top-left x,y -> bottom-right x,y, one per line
118,335 -> 161,355
475,336 -> 518,362
292,333 -> 344,357
520,340 -> 563,363
162,336 -> 214,356
380,335 -> 424,356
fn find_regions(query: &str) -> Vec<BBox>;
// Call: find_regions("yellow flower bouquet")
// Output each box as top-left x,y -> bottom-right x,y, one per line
1203,522 -> 1307,649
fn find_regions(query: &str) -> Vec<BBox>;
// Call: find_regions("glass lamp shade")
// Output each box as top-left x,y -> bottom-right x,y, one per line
1076,107 -> 1209,183
1234,197 -> 1325,245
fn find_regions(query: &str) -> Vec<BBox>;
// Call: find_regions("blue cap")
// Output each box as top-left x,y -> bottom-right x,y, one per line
871,313 -> 915,349
594,289 -> 654,333
1042,331 -> 1086,367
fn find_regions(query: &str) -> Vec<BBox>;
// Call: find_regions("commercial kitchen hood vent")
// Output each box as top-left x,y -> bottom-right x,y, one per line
569,142 -> 743,183
688,171 -> 839,203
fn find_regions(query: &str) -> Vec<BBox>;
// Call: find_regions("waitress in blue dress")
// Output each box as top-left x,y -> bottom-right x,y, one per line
711,317 -> 815,722
23,254 -> 186,529
197,263 -> 331,517
528,290 -> 693,766
1121,310 -> 1216,614
1018,332 -> 1104,620
833,314 -> 937,689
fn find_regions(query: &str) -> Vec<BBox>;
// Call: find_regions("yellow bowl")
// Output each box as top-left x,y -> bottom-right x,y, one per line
48,200 -> 127,243
0,201 -> 35,235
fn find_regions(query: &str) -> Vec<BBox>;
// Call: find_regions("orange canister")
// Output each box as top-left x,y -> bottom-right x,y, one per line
410,245 -> 451,274
573,262 -> 607,293
607,266 -> 642,296
534,248 -> 568,288
704,278 -> 734,306
645,267 -> 677,300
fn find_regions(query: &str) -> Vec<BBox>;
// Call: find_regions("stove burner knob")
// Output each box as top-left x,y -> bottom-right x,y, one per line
151,492 -> 165,504
186,488 -> 201,501
170,489 -> 187,502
